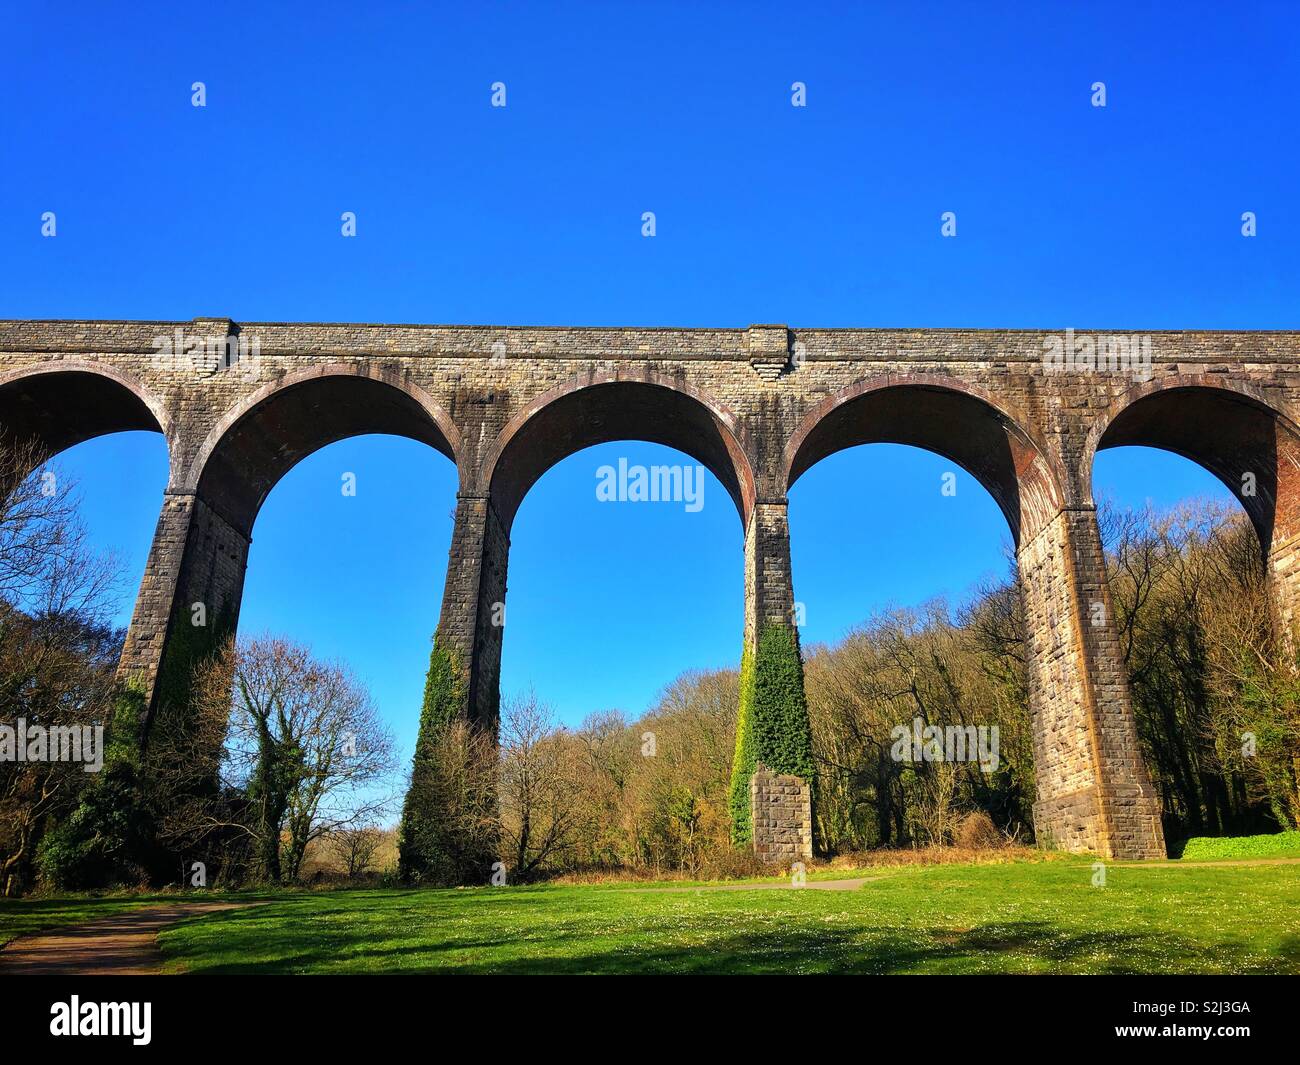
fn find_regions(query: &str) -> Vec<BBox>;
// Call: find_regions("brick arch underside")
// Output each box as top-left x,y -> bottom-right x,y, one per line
194,375 -> 457,538
0,370 -> 164,485
485,381 -> 753,534
1095,387 -> 1300,557
785,384 -> 1058,547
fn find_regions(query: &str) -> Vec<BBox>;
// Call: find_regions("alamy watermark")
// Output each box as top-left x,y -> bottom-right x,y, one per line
1,718 -> 104,772
595,458 -> 705,512
50,997 -> 150,1045
1042,328 -> 1151,380
152,327 -> 261,377
890,717 -> 1000,773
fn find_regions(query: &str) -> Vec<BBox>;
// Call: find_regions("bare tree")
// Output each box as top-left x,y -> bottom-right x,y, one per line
324,824 -> 386,878
0,435 -> 119,616
498,692 -> 585,881
189,636 -> 398,883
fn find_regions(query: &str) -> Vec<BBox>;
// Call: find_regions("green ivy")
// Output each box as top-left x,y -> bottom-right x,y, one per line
727,645 -> 757,844
105,680 -> 147,770
398,633 -> 471,883
728,625 -> 815,846
751,624 -> 815,781
35,677 -> 164,889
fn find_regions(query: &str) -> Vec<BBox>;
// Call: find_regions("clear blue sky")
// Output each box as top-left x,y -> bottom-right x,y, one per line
3,3 -> 1295,763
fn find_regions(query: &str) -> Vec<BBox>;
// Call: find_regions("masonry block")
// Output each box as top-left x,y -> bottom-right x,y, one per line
750,765 -> 813,865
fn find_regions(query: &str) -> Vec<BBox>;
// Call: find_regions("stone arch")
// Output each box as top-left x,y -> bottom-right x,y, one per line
118,365 -> 463,724
449,374 -> 757,729
0,362 -> 180,718
781,376 -> 1167,858
1085,375 -> 1300,559
0,361 -> 172,485
1080,376 -> 1300,848
188,364 -> 460,538
783,374 -> 1063,546
480,372 -> 755,534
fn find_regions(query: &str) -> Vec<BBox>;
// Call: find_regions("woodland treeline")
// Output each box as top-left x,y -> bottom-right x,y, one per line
2,432 -> 1298,893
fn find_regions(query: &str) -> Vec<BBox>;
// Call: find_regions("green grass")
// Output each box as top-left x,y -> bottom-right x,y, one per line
144,858 -> 1300,975
1177,830 -> 1300,861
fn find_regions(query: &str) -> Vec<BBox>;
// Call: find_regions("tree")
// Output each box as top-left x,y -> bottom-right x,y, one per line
803,592 -> 1035,855
324,824 -> 386,878
498,692 -> 585,881
1,604 -> 123,894
627,671 -> 737,871
0,437 -> 126,894
1102,499 -> 1297,837
398,634 -> 499,884
190,635 -> 398,884
399,716 -> 499,885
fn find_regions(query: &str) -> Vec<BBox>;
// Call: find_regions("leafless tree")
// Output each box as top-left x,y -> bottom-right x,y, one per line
187,635 -> 398,883
324,824 -> 386,878
498,691 -> 585,880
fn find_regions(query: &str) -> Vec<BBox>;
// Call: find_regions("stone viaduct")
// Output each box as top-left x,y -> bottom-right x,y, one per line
5,317 -> 1300,861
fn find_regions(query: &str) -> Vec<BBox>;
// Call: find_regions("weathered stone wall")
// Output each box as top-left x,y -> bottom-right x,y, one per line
743,501 -> 796,647
750,765 -> 813,865
7,319 -> 1300,858
118,491 -> 249,710
1019,507 -> 1163,857
118,493 -> 201,691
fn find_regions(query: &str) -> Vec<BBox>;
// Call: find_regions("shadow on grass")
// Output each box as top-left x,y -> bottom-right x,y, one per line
162,897 -> 1300,975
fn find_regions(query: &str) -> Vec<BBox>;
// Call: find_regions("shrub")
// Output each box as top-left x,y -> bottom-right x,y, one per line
36,762 -> 162,889
36,682 -> 168,890
954,811 -> 1005,850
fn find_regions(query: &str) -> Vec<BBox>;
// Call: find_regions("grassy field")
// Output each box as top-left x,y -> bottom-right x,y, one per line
4,855 -> 1295,974
142,857 -> 1300,975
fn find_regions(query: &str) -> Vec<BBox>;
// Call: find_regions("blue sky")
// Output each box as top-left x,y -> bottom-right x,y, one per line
3,3 -> 1295,759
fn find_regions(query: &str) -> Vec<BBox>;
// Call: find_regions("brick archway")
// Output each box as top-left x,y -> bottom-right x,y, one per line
188,364 -> 461,537
1086,374 -> 1300,641
446,374 -> 757,728
120,365 -> 461,722
480,372 -> 755,532
1085,375 -> 1300,555
782,374 -> 1063,546
0,361 -> 172,485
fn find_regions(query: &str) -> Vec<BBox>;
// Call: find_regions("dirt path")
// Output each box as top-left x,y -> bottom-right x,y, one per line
630,876 -> 878,893
0,903 -> 254,976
